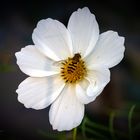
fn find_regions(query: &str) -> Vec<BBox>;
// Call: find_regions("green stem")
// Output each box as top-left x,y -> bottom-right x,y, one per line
82,117 -> 87,139
73,127 -> 77,140
128,105 -> 136,140
109,112 -> 115,140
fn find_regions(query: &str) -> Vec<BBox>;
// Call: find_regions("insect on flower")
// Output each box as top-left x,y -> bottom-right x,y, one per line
15,7 -> 125,131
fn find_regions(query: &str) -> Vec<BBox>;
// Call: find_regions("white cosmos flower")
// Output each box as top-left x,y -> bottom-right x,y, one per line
15,7 -> 125,131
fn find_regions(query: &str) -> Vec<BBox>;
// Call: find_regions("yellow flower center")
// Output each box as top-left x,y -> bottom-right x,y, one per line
60,53 -> 87,84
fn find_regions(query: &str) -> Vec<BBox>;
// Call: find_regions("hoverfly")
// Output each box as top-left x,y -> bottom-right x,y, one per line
52,53 -> 81,67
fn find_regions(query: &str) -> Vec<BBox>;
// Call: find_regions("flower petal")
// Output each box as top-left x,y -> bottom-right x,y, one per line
15,45 -> 59,77
86,31 -> 125,68
49,85 -> 84,131
16,75 -> 65,110
76,79 -> 102,104
76,79 -> 92,104
68,7 -> 99,57
32,18 -> 73,61
86,65 -> 110,98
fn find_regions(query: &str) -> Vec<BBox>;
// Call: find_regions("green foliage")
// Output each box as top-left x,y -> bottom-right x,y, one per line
0,63 -> 14,72
0,52 -> 14,72
39,104 -> 139,140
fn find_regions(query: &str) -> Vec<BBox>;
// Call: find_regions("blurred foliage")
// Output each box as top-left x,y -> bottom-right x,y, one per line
0,52 -> 14,72
39,105 -> 139,140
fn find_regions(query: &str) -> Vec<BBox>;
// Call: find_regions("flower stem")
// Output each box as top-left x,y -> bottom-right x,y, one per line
82,117 -> 87,139
73,127 -> 77,140
128,105 -> 136,140
109,111 -> 115,140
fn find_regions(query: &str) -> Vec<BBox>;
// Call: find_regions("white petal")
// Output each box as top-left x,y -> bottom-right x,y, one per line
15,45 -> 59,77
32,18 -> 73,61
16,75 -> 65,110
76,79 -> 96,104
86,31 -> 125,68
86,65 -> 110,98
49,85 -> 84,131
68,7 -> 99,57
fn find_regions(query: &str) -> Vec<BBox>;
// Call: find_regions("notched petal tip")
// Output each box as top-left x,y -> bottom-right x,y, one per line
15,52 -> 18,57
77,7 -> 90,12
120,36 -> 125,47
106,30 -> 125,43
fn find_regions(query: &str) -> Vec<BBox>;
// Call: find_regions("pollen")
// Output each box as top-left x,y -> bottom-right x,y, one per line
60,53 -> 87,84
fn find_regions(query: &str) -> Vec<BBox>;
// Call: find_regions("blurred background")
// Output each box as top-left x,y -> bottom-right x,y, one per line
0,0 -> 140,140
